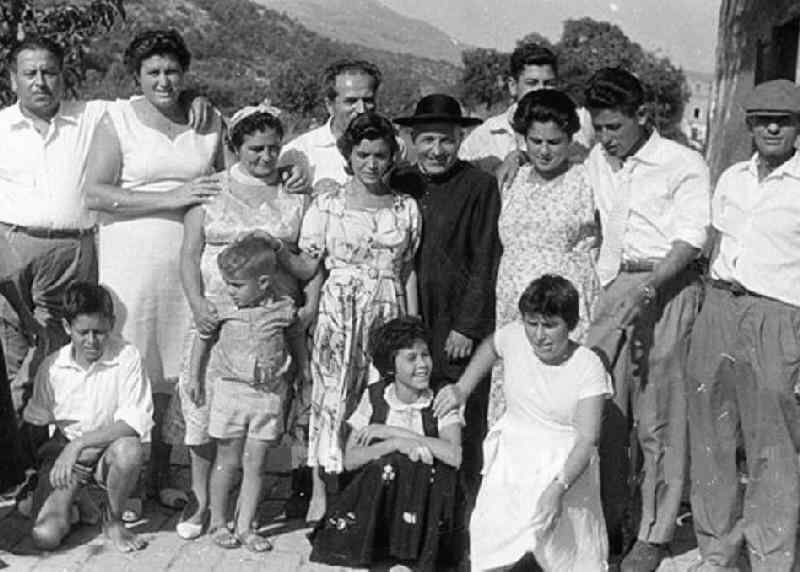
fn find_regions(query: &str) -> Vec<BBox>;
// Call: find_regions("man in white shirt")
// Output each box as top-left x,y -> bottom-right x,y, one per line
459,42 -> 594,174
687,80 -> 800,572
24,282 -> 153,552
0,37 -> 105,420
282,59 -> 405,188
582,68 -> 710,571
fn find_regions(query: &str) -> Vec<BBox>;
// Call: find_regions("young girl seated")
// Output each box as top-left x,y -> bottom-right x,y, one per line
310,317 -> 463,571
187,234 -> 296,552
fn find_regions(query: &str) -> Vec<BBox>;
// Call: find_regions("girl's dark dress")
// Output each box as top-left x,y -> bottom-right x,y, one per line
309,380 -> 463,570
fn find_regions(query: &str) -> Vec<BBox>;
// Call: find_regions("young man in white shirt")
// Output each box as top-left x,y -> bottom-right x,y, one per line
582,68 -> 710,572
459,42 -> 594,174
687,79 -> 800,572
24,282 -> 153,553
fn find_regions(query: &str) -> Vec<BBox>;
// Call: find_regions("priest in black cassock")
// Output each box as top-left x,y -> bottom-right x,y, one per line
393,94 -> 502,500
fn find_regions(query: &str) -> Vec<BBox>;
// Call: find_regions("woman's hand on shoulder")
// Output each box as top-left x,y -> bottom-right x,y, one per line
433,384 -> 465,418
170,175 -> 221,207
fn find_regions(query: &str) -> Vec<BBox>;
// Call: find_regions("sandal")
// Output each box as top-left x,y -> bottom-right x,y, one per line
121,497 -> 142,523
237,529 -> 273,553
210,526 -> 240,549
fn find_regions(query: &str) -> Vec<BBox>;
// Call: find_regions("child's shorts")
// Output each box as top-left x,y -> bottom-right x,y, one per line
208,380 -> 285,442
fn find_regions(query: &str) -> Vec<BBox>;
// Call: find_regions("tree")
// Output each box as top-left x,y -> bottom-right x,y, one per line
459,47 -> 507,111
0,0 -> 125,106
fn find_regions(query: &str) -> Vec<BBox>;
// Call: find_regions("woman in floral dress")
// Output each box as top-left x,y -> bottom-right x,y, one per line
277,112 -> 421,522
489,89 -> 600,427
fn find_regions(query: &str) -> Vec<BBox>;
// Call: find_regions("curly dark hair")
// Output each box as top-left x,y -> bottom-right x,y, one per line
512,89 -> 580,136
369,317 -> 431,379
63,282 -> 115,324
584,67 -> 644,117
336,112 -> 399,176
227,111 -> 284,153
518,274 -> 580,331
124,28 -> 191,75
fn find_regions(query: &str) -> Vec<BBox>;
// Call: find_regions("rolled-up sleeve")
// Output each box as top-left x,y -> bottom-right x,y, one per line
670,154 -> 710,250
113,346 -> 154,443
23,357 -> 56,427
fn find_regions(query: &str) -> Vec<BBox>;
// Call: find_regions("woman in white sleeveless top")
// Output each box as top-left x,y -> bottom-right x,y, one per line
84,29 -> 224,514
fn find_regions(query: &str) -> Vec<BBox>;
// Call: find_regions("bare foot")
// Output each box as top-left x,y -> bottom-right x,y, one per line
104,519 -> 147,552
305,494 -> 325,524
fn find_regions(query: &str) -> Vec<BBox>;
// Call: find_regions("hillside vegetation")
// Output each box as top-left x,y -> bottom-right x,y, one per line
79,0 -> 461,132
254,0 -> 467,65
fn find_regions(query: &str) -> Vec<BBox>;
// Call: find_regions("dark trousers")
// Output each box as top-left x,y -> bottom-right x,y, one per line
0,226 -> 97,416
587,269 -> 701,547
688,285 -> 800,571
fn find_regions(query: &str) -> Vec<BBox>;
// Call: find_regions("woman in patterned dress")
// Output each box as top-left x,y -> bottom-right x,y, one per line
165,105 -> 311,538
277,112 -> 421,522
489,89 -> 600,427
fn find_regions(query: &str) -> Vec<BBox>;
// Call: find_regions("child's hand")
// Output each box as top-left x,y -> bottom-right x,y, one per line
297,304 -> 316,332
408,444 -> 434,465
193,298 -> 219,336
354,424 -> 394,446
187,378 -> 205,406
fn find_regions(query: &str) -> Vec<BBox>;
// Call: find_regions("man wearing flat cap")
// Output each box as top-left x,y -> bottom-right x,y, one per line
687,79 -> 800,572
392,94 -> 501,504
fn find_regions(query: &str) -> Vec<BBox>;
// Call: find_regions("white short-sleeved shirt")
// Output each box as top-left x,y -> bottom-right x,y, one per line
494,321 -> 612,429
347,382 -> 462,436
23,337 -> 154,442
0,100 -> 107,229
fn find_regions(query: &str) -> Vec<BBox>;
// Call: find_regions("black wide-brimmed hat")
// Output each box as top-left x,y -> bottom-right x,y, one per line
393,93 -> 482,127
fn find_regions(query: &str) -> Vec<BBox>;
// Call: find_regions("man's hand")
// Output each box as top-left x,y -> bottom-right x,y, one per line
50,441 -> 81,489
281,164 -> 310,194
433,383 -> 465,418
187,95 -> 215,132
445,330 -> 474,360
612,280 -> 655,329
496,149 -> 525,188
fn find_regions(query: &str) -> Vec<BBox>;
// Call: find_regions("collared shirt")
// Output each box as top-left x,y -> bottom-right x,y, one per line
23,337 -> 154,442
711,152 -> 800,306
204,296 -> 295,387
348,382 -> 463,434
0,100 -> 107,229
458,103 -> 595,166
281,118 -> 407,187
587,130 -> 710,274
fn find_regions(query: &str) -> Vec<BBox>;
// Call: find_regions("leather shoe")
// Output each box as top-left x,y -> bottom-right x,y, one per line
620,540 -> 668,572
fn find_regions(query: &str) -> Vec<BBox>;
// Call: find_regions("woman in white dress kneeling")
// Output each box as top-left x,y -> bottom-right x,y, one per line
434,274 -> 611,571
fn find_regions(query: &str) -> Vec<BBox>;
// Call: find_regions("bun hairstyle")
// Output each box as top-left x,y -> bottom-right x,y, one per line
124,28 -> 191,76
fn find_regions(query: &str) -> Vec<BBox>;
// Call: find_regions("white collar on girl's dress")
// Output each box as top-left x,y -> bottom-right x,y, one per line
230,162 -> 283,188
383,383 -> 434,411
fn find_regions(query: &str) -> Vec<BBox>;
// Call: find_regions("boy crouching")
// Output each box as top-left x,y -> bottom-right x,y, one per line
23,282 -> 153,552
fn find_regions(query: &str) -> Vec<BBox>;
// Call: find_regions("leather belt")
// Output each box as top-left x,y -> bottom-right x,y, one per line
709,279 -> 766,299
619,259 -> 657,273
0,223 -> 96,240
619,258 -> 706,274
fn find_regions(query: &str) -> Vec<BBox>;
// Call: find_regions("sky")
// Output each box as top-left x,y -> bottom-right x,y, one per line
380,0 -> 721,73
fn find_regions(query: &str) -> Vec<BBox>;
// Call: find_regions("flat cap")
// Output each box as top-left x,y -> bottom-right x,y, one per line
744,79 -> 800,115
